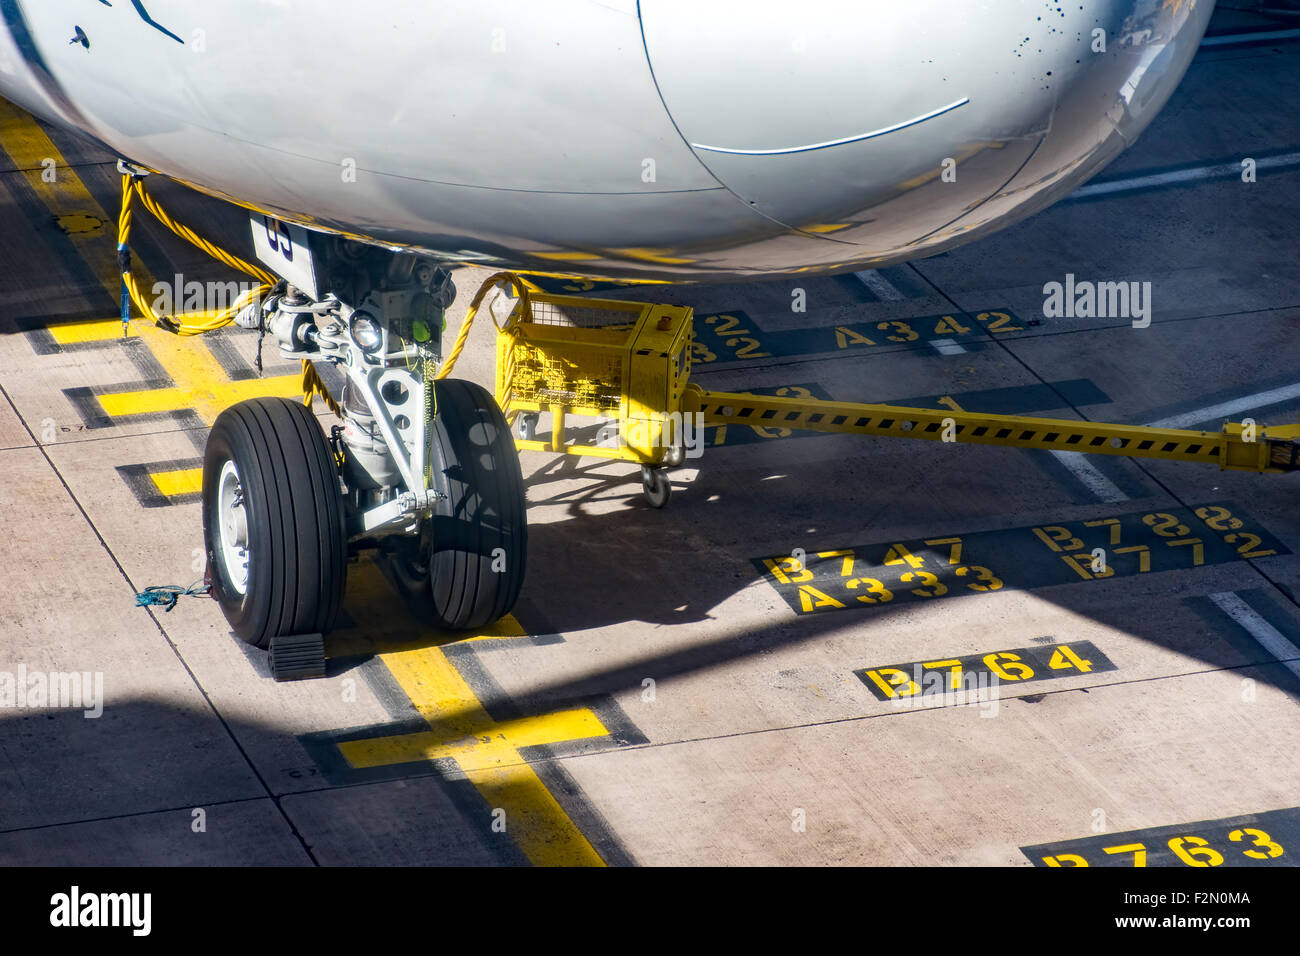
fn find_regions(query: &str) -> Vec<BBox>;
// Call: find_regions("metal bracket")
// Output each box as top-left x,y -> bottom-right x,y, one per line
347,362 -> 428,494
357,488 -> 444,535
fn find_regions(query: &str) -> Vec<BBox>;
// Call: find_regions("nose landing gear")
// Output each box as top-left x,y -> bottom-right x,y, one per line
201,252 -> 529,664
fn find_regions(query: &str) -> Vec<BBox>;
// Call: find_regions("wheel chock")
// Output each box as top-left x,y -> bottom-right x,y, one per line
269,632 -> 327,682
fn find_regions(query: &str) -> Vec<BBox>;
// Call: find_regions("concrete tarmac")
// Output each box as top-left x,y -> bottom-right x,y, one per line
0,7 -> 1298,866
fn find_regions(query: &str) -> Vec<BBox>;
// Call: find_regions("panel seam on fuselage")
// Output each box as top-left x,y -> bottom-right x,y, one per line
690,97 -> 972,156
633,0 -> 849,243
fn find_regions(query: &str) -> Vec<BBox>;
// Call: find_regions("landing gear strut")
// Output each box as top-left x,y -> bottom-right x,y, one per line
385,379 -> 527,630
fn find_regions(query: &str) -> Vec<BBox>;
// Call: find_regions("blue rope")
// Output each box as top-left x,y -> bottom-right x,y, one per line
134,578 -> 210,612
118,242 -> 131,338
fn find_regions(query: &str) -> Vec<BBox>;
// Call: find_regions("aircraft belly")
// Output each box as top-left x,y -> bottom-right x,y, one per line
0,0 -> 1217,279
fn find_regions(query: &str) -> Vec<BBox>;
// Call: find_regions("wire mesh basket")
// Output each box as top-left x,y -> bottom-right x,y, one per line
494,291 -> 694,464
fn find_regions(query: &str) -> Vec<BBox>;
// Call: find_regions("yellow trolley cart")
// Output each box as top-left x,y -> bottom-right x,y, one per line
494,289 -> 694,506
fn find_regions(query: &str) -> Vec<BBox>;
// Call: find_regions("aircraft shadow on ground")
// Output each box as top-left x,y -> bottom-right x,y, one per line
328,435 -> 1300,723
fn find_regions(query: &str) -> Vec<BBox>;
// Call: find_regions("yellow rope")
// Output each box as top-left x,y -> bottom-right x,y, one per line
117,170 -> 537,418
117,173 -> 273,335
435,271 -> 536,379
301,359 -> 343,418
130,178 -> 275,284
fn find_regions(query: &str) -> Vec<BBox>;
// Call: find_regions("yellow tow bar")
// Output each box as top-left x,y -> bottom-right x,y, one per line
492,285 -> 1300,477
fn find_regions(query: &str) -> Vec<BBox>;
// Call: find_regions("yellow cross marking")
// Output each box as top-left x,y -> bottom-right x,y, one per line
334,562 -> 610,867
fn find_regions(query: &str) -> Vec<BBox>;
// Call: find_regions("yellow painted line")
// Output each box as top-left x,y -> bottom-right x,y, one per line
9,110 -> 605,869
149,468 -> 202,497
337,709 -> 607,772
328,562 -> 609,866
460,612 -> 526,643
803,223 -> 853,234
0,99 -> 118,293
374,645 -> 609,866
0,101 -> 306,428
0,107 -> 70,173
48,318 -> 131,345
515,269 -> 672,286
97,374 -> 301,422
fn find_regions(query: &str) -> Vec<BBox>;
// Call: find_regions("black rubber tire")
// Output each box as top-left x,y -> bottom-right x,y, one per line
202,397 -> 347,649
642,465 -> 671,508
403,379 -> 527,630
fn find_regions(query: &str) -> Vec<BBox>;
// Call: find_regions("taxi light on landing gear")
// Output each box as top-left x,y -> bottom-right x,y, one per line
349,310 -> 384,355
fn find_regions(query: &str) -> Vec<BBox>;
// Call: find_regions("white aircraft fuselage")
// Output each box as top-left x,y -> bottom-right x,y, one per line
0,0 -> 1214,280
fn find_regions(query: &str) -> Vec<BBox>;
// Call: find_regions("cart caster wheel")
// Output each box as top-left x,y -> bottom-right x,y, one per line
641,465 -> 671,508
518,412 -> 539,441
662,441 -> 685,468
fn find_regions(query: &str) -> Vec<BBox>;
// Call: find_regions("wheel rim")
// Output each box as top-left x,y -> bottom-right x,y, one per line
216,459 -> 250,595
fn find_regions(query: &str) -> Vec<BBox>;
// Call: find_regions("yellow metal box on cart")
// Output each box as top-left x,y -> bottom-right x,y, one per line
493,291 -> 694,469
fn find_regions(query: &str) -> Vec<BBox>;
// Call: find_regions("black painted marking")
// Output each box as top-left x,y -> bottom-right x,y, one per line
116,458 -> 202,508
706,382 -> 833,447
22,320 -> 300,445
691,307 -> 1022,367
1024,805 -> 1300,867
201,326 -> 312,382
301,685 -> 646,791
755,502 -> 1290,616
62,385 -> 206,447
14,313 -> 167,380
298,716 -> 530,866
855,640 -> 1116,701
62,380 -> 169,429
